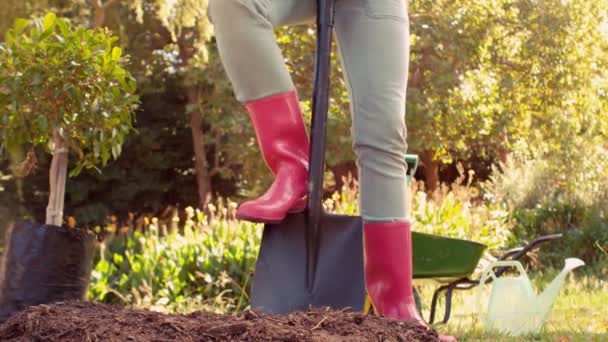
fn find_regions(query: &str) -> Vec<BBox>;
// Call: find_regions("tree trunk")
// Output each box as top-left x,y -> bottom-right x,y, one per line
91,0 -> 120,29
498,146 -> 510,165
45,130 -> 68,226
178,31 -> 213,211
421,150 -> 439,192
188,94 -> 213,210
498,133 -> 511,164
93,8 -> 105,29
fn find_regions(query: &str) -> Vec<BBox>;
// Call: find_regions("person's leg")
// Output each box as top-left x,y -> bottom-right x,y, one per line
334,0 -> 412,315
334,0 -> 410,222
207,0 -> 316,223
334,1 -> 455,340
208,0 -> 316,102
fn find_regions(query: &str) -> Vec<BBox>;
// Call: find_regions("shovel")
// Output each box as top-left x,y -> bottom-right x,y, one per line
250,0 -> 366,314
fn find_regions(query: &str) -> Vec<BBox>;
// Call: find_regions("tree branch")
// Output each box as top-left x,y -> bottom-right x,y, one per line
102,0 -> 121,10
91,0 -> 102,10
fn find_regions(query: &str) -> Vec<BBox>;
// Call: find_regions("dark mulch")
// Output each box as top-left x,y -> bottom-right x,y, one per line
0,302 -> 440,341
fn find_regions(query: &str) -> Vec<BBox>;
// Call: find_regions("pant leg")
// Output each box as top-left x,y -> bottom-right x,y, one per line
207,0 -> 316,102
334,0 -> 410,221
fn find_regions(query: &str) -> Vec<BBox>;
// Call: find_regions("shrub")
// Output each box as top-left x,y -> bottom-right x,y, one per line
484,148 -> 608,265
89,202 -> 261,313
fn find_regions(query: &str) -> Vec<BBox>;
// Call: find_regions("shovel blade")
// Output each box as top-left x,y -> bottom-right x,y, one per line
250,212 -> 366,314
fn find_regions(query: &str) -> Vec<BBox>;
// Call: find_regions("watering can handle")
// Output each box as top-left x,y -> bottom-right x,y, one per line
475,260 -> 529,320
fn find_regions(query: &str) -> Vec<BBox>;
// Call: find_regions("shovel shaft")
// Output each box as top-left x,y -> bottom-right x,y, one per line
308,0 -> 335,219
306,0 -> 335,290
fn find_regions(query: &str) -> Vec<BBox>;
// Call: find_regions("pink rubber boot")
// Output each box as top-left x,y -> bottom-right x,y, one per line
236,90 -> 309,223
364,221 -> 457,342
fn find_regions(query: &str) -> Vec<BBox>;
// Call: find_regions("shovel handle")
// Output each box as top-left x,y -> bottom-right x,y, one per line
307,0 -> 335,222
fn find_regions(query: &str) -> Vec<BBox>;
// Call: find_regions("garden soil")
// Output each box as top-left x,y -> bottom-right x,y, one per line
0,302 -> 440,341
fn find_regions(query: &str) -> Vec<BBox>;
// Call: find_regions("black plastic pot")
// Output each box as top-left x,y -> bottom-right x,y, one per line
0,221 -> 96,323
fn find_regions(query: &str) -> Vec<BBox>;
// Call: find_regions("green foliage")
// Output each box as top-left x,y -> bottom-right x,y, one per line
0,0 -> 47,38
407,0 -> 608,165
89,204 -> 261,313
0,13 -> 138,176
485,147 -> 608,265
61,81 -> 202,226
131,0 -> 212,48
411,181 -> 514,251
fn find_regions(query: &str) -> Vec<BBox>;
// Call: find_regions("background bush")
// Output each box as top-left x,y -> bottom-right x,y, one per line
485,144 -> 608,266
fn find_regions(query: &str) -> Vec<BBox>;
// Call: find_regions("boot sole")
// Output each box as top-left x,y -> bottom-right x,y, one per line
236,197 -> 307,223
235,213 -> 285,225
236,207 -> 306,224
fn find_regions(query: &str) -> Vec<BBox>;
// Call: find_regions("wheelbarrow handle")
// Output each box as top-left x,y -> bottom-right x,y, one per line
405,154 -> 419,183
501,233 -> 562,260
493,233 -> 562,277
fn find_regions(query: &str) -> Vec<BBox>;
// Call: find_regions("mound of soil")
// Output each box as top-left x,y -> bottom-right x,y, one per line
0,302 -> 440,341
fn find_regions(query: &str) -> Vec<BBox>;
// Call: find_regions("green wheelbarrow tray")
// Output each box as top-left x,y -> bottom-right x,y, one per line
412,232 -> 487,279
405,154 -> 487,279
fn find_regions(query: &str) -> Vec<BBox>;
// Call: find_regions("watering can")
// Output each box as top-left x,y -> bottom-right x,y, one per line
476,258 -> 585,336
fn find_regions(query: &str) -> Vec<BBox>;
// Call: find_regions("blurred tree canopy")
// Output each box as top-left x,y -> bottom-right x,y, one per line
0,0 -> 607,227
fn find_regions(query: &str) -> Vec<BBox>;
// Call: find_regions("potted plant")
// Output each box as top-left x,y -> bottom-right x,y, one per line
0,13 -> 137,322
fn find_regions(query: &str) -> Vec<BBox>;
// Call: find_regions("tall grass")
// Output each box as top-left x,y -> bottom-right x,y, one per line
326,171 -> 514,250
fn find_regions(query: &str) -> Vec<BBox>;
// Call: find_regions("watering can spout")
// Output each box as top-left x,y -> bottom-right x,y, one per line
537,258 -> 585,311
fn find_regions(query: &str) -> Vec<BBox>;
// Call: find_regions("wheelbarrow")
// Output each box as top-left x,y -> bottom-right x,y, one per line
363,154 -> 563,325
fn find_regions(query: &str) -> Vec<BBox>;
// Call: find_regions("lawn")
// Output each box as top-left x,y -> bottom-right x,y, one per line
419,268 -> 608,341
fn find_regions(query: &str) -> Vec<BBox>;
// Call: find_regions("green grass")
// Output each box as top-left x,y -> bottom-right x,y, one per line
417,269 -> 608,341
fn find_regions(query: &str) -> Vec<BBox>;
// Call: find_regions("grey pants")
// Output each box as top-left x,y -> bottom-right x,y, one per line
208,0 -> 410,221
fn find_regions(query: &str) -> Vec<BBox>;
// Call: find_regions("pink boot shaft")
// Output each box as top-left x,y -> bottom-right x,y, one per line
236,90 -> 309,223
364,221 -> 421,321
364,221 -> 457,341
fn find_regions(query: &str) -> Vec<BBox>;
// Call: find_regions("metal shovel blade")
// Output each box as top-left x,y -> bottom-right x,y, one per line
249,0 -> 364,314
250,211 -> 366,314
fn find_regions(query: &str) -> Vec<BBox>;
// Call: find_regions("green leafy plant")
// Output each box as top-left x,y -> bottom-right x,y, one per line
89,203 -> 261,313
0,13 -> 137,225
